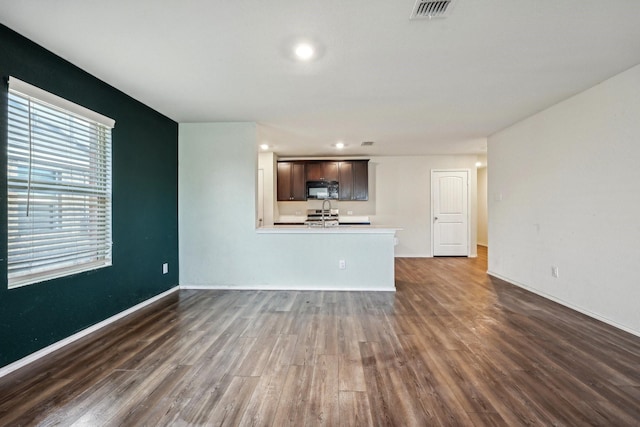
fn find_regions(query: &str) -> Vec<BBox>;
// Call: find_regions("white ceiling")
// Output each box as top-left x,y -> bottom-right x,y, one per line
2,0 -> 640,157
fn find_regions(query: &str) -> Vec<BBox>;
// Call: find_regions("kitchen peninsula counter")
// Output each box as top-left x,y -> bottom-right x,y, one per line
248,225 -> 399,291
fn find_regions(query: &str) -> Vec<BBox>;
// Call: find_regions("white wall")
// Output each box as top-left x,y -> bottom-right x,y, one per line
278,155 -> 479,257
179,123 -> 395,290
477,166 -> 488,246
488,63 -> 640,336
376,156 -> 478,257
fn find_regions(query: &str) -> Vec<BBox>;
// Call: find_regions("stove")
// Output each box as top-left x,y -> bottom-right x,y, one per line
304,208 -> 339,227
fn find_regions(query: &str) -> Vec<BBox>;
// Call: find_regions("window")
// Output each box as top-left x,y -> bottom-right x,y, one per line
7,77 -> 115,288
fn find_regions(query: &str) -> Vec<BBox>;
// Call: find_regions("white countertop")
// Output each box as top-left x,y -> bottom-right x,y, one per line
276,215 -> 371,224
276,215 -> 306,223
256,225 -> 399,234
337,216 -> 371,224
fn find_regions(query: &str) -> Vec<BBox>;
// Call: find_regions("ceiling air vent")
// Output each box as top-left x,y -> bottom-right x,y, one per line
361,141 -> 374,147
410,0 -> 454,20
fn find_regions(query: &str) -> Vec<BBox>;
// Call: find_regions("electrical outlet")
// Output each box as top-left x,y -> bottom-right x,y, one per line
551,266 -> 559,279
339,259 -> 346,270
347,210 -> 353,215
163,263 -> 169,274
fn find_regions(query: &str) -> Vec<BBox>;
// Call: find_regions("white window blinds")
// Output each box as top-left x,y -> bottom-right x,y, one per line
7,77 -> 114,288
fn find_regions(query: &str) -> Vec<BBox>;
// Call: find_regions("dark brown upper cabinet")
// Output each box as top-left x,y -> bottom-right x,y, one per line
339,160 -> 369,201
306,161 -> 339,182
277,161 -> 306,201
338,162 -> 353,200
277,159 -> 368,201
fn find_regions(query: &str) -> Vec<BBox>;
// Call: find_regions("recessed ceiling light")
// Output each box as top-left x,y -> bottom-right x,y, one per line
260,144 -> 269,150
294,43 -> 315,61
335,142 -> 345,149
475,161 -> 482,167
281,37 -> 325,63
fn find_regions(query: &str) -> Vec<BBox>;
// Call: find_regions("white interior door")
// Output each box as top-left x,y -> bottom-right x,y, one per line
432,170 -> 469,256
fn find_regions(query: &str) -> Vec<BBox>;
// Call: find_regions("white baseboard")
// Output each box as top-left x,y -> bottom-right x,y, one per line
0,286 -> 180,379
180,285 -> 396,292
395,252 -> 479,258
394,253 -> 432,258
487,271 -> 640,338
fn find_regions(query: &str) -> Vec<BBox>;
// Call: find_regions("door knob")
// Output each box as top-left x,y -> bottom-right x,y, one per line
434,216 -> 438,221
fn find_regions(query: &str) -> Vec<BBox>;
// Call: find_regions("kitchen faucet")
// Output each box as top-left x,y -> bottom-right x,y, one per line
321,198 -> 332,227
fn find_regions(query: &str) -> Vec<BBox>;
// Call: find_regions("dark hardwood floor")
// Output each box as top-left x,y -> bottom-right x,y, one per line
1,246 -> 639,426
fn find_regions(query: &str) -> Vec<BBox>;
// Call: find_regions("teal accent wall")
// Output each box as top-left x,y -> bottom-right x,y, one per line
0,24 -> 179,368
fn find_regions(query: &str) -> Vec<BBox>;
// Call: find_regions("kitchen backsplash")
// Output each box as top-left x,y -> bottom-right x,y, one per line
277,199 -> 375,217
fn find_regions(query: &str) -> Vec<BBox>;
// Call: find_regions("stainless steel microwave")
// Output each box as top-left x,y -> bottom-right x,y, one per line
307,181 -> 339,199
